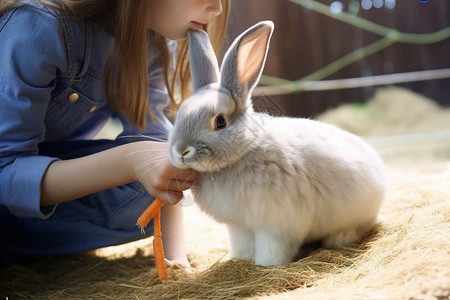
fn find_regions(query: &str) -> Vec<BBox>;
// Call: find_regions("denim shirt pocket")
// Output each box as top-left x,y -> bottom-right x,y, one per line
44,87 -> 105,141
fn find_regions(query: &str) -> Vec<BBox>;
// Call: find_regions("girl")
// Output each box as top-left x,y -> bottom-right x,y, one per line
0,0 -> 229,269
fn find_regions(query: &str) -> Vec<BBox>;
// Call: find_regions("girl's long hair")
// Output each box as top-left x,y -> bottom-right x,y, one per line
0,0 -> 230,129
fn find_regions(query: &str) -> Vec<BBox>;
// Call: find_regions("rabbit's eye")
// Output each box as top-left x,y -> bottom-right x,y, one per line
215,114 -> 227,130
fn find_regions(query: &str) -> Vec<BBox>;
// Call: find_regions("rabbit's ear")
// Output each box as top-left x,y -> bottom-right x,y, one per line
188,29 -> 220,91
220,21 -> 274,111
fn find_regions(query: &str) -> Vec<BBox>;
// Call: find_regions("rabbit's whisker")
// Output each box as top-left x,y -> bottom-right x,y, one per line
135,156 -> 169,172
124,147 -> 168,158
117,134 -> 167,143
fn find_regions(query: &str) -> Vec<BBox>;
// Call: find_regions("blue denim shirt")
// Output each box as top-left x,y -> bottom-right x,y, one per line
0,1 -> 174,219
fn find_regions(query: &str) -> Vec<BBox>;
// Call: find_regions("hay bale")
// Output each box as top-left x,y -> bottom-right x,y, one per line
317,86 -> 450,137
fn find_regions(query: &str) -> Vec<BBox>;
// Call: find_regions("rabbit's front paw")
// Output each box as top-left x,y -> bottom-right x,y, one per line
254,230 -> 293,266
228,225 -> 255,261
230,247 -> 254,261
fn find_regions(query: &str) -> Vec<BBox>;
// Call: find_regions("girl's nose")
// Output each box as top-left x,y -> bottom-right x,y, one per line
207,0 -> 223,16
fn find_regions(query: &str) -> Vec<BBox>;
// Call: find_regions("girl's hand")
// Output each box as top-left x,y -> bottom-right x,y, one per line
124,141 -> 196,205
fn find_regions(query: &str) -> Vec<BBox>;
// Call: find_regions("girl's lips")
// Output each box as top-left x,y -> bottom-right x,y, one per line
191,21 -> 206,30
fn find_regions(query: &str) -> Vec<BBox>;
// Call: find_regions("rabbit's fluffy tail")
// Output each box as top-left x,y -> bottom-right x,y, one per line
322,217 -> 377,249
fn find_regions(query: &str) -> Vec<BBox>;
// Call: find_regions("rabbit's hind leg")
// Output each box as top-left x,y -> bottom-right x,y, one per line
322,218 -> 377,249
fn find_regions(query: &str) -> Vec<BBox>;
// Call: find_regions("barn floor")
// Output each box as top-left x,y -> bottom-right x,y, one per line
1,87 -> 449,299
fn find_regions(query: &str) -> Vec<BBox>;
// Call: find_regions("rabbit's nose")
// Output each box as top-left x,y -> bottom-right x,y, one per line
171,144 -> 196,167
181,146 -> 196,158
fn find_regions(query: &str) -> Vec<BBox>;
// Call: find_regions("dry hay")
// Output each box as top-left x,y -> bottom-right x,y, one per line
1,87 -> 450,299
317,87 -> 450,172
317,86 -> 450,138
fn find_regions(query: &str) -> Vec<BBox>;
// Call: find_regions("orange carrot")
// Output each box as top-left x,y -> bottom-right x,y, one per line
153,209 -> 168,280
136,198 -> 165,233
137,198 -> 168,280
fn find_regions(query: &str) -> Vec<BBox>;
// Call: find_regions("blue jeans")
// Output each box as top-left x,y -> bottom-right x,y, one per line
0,139 -> 155,259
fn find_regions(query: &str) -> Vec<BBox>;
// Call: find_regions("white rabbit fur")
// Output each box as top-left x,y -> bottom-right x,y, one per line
169,21 -> 386,266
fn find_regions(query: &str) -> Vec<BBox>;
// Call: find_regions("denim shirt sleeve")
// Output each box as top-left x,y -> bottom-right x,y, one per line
0,5 -> 69,218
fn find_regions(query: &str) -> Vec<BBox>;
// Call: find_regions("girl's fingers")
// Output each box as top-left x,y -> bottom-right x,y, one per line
167,179 -> 194,192
148,189 -> 183,206
162,163 -> 196,181
175,169 -> 196,181
137,156 -> 196,204
163,191 -> 184,205
158,165 -> 195,191
151,179 -> 192,205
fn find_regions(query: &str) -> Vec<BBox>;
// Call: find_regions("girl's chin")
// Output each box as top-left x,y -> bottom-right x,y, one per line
162,30 -> 190,41
153,33 -> 182,41
153,23 -> 204,41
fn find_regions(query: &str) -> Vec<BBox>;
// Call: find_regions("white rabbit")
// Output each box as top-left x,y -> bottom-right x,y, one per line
168,21 -> 386,266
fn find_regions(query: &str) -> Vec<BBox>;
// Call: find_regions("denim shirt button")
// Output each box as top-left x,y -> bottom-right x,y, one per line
88,105 -> 97,113
68,93 -> 79,102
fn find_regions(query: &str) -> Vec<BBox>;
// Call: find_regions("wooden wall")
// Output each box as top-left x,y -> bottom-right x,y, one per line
224,0 -> 450,117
